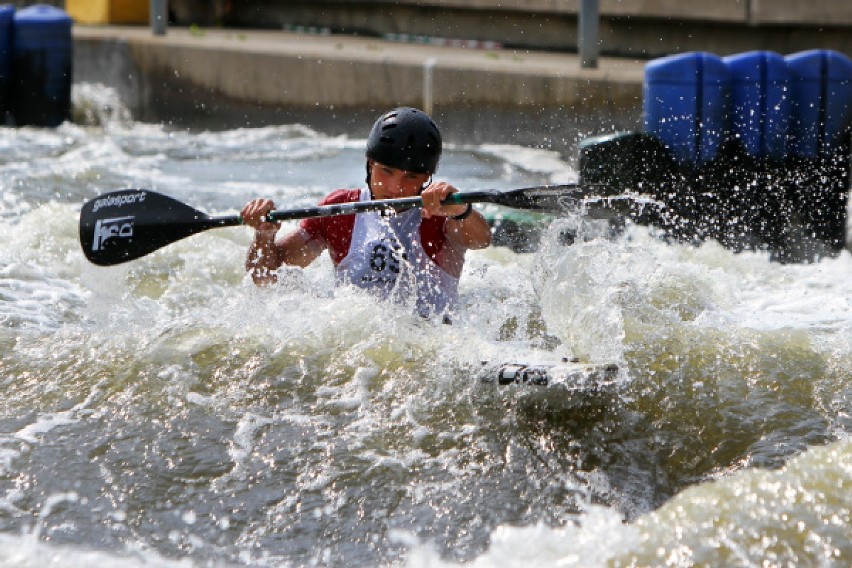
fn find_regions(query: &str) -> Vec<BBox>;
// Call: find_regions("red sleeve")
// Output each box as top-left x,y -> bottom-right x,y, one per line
419,216 -> 448,260
299,189 -> 360,265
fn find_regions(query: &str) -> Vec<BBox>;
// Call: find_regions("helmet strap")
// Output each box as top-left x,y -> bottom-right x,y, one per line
365,160 -> 372,193
418,175 -> 433,194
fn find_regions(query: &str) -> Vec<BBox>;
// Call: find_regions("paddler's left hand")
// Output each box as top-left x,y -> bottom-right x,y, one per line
420,182 -> 468,219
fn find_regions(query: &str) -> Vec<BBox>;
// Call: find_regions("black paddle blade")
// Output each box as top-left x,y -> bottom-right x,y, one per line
491,184 -> 589,210
480,183 -> 633,218
79,189 -> 231,266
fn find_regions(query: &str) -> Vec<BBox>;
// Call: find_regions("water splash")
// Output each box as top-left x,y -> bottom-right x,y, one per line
71,83 -> 134,128
1,111 -> 850,567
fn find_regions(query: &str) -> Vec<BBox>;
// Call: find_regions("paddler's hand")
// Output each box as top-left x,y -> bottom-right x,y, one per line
420,182 -> 468,219
241,199 -> 281,238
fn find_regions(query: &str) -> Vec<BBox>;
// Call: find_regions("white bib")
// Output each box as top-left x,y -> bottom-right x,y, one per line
336,188 -> 460,317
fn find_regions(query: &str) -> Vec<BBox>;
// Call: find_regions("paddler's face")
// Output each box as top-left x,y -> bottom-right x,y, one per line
368,160 -> 430,199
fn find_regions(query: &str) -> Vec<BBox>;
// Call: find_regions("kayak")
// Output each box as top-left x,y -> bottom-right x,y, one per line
477,360 -> 622,413
480,360 -> 619,390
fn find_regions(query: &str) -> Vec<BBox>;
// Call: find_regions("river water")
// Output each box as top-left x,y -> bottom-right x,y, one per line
0,85 -> 850,567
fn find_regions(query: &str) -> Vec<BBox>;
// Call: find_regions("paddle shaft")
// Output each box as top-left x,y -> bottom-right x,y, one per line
208,192 -> 477,226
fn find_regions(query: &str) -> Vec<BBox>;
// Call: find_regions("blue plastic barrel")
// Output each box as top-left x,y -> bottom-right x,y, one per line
644,52 -> 730,165
0,4 -> 13,124
723,51 -> 790,161
12,4 -> 73,127
786,50 -> 852,159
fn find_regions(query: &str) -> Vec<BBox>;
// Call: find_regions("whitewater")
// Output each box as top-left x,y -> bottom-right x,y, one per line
0,85 -> 849,567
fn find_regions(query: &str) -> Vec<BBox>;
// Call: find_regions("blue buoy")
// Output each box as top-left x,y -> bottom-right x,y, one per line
644,52 -> 730,165
0,4 -> 13,125
12,4 -> 73,127
786,50 -> 852,159
723,51 -> 790,161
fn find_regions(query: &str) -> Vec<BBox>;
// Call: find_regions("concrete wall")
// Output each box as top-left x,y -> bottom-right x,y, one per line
72,26 -> 643,148
406,0 -> 852,25
750,0 -> 852,25
367,0 -> 748,21
350,0 -> 850,25
183,0 -> 851,59
69,0 -> 852,146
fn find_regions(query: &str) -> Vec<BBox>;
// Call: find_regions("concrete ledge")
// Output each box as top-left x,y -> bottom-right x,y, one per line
188,0 -> 852,26
389,0 -> 852,25
356,0 -> 749,22
364,0 -> 850,25
72,25 -> 644,151
750,0 -> 852,26
208,0 -> 852,58
73,26 -> 643,111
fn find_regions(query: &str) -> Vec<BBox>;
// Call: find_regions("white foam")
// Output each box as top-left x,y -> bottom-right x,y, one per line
626,437 -> 852,566
0,262 -> 88,330
72,83 -> 134,127
533,223 -> 852,361
227,412 -> 274,477
402,505 -> 639,568
0,533 -> 194,568
477,144 -> 578,183
3,112 -> 852,568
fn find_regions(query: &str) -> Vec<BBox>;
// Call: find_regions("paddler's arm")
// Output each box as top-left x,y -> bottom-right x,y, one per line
242,199 -> 324,286
421,182 -> 492,249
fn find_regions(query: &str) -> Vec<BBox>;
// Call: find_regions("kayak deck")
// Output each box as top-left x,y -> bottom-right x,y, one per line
480,360 -> 620,392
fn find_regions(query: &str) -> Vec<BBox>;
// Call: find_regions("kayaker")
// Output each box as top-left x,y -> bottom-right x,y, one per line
240,107 -> 492,318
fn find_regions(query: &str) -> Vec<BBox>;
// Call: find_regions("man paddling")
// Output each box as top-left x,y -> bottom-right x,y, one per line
241,107 -> 492,318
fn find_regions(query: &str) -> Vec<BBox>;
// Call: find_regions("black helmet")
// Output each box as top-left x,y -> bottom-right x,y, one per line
366,107 -> 442,174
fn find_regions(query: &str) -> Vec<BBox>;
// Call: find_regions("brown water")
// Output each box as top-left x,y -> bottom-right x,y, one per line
0,86 -> 849,567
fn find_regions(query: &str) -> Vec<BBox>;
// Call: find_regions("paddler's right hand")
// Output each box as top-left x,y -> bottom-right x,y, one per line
241,199 -> 281,237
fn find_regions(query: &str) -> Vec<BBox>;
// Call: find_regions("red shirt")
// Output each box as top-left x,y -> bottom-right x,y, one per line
299,189 -> 463,276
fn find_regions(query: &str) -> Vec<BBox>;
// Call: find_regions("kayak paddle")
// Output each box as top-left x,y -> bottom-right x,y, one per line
79,184 -> 633,266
